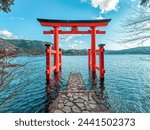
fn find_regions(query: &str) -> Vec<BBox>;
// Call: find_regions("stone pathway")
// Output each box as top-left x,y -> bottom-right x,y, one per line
48,73 -> 113,113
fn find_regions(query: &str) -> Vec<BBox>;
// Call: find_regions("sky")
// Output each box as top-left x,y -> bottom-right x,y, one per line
0,0 -> 149,50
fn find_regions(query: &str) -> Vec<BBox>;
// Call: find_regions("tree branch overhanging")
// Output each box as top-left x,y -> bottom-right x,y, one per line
0,0 -> 14,13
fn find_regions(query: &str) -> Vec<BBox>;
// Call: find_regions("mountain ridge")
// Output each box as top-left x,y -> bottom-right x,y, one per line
0,38 -> 150,57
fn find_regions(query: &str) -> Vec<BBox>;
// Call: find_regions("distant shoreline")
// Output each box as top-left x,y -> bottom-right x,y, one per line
1,53 -> 150,59
15,53 -> 150,57
0,38 -> 150,56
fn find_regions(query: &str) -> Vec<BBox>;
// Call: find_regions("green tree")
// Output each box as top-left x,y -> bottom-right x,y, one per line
0,0 -> 14,13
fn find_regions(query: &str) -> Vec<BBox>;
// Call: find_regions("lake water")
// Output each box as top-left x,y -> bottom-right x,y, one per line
0,55 -> 150,113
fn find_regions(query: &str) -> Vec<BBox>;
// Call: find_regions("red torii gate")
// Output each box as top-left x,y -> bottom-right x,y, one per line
37,19 -> 111,80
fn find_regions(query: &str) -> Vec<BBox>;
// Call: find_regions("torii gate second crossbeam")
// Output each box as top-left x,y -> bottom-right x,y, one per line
37,19 -> 111,80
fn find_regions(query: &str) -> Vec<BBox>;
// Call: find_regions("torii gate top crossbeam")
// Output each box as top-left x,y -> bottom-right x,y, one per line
37,18 -> 111,27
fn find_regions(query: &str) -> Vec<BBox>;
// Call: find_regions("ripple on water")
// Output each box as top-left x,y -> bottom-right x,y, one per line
0,55 -> 150,113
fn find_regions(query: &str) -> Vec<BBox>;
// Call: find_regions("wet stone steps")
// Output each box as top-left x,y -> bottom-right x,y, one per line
48,73 -> 113,113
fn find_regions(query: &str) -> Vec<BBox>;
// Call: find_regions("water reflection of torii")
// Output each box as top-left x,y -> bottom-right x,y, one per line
88,70 -> 105,100
45,72 -> 62,112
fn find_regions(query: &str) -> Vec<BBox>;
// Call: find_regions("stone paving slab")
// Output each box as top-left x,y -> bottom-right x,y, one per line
48,73 -> 113,113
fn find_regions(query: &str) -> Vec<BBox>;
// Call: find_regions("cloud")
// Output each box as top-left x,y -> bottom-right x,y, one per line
68,44 -> 77,49
60,35 -> 74,42
96,15 -> 104,19
9,16 -> 24,21
74,40 -> 83,44
93,15 -> 104,19
60,34 -> 82,42
92,15 -> 104,20
0,29 -> 18,39
66,40 -> 84,49
18,17 -> 24,21
91,0 -> 120,13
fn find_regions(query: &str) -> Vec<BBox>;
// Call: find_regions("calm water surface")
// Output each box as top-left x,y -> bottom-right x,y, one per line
0,55 -> 150,113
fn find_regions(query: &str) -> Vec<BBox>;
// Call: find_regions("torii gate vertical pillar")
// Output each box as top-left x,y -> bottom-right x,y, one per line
45,44 -> 52,80
88,49 -> 91,68
54,26 -> 59,73
99,44 -> 105,79
91,27 -> 96,72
